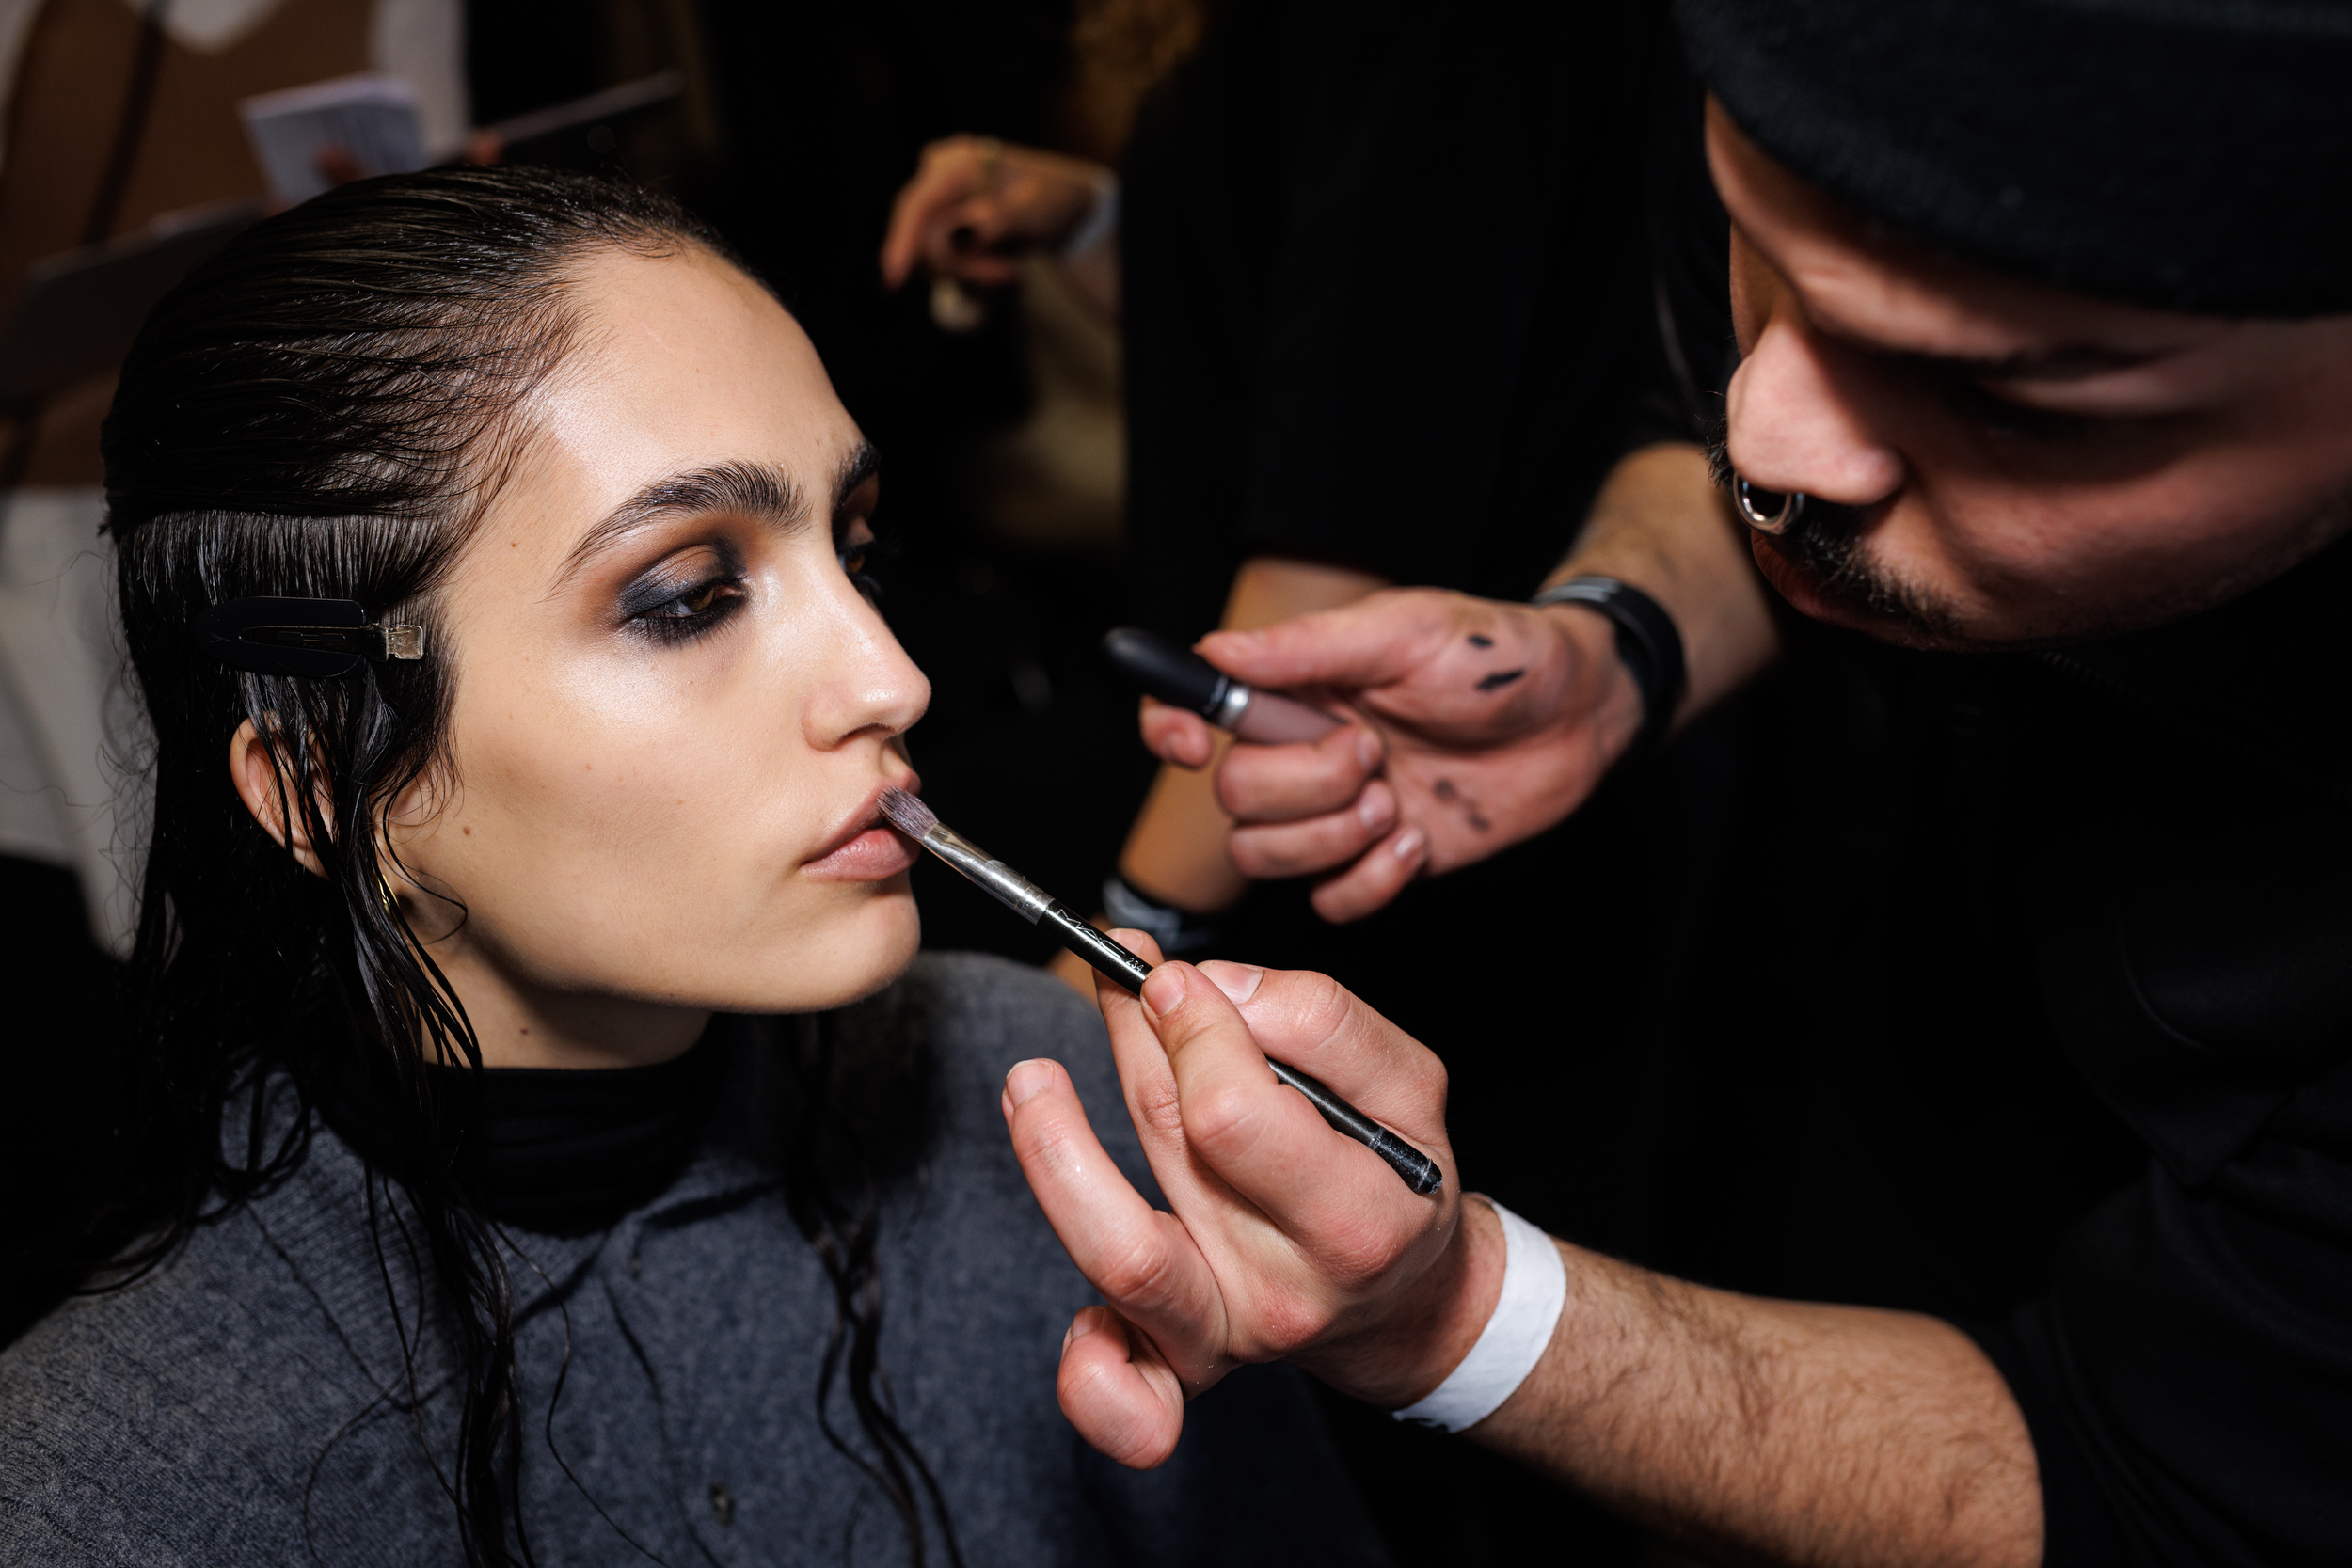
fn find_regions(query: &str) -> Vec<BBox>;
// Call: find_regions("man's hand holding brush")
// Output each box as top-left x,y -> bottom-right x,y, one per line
1008,938 -> 2045,1568
1000,936 -> 1501,1468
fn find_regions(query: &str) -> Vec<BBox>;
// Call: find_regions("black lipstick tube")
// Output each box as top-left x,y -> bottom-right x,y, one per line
1103,627 -> 1341,744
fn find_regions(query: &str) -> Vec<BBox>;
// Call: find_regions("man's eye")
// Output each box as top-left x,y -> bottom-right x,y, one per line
1937,372 -> 2091,443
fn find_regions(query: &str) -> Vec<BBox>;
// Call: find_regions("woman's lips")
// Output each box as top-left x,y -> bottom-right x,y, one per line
803,824 -> 916,881
804,772 -> 923,881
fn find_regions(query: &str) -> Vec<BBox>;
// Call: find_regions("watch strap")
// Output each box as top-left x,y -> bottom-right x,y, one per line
1102,874 -> 1223,958
1531,575 -> 1687,759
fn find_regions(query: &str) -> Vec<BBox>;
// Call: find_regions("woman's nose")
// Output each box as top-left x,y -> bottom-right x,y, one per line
809,583 -> 931,750
1724,315 -> 1906,510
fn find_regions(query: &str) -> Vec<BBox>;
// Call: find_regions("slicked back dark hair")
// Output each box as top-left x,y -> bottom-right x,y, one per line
51,164 -> 960,1566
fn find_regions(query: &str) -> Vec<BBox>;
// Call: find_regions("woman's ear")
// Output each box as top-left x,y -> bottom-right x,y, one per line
228,719 -> 330,879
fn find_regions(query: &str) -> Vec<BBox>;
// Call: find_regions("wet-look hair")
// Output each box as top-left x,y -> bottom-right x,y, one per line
42,165 -> 959,1567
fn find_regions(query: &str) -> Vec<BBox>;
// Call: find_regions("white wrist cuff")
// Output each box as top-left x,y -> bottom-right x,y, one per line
1391,1199 -> 1565,1433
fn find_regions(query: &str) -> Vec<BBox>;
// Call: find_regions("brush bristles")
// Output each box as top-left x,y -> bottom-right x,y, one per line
878,786 -> 937,838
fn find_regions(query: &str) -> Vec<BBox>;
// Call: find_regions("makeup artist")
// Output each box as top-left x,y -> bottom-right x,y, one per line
1004,1 -> 2352,1563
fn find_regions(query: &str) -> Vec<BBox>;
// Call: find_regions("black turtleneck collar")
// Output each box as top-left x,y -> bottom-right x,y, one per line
320,1022 -> 733,1237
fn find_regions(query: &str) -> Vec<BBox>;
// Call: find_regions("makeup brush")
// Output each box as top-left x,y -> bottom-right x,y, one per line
879,787 -> 1441,1195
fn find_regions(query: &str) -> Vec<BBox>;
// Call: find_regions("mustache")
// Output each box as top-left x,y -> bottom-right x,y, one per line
1704,436 -> 1961,638
1705,426 -> 1732,488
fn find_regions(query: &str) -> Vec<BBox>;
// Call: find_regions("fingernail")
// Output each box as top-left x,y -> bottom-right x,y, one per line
1202,962 -> 1264,1004
1006,1059 -> 1055,1107
1393,827 -> 1424,860
1140,965 -> 1188,1017
1067,1309 -> 1104,1346
1359,785 -> 1393,830
1356,728 -> 1383,771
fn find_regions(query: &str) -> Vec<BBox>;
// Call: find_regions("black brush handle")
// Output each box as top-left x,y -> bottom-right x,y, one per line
1041,903 -> 1443,1195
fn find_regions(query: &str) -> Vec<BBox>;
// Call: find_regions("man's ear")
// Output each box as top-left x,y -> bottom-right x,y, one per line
228,719 -> 330,879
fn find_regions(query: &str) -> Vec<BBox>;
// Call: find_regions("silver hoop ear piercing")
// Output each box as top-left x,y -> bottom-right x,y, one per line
1733,475 -> 1806,534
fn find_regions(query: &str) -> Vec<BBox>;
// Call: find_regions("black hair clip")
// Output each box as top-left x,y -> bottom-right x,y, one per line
193,597 -> 425,678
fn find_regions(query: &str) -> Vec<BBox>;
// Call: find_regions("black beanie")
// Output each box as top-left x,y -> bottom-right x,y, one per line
1674,0 -> 2352,318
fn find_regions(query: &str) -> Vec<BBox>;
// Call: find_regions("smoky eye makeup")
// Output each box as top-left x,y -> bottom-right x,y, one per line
616,538 -> 751,644
833,471 -> 885,595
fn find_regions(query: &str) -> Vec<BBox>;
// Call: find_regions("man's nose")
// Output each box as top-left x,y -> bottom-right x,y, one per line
1724,315 -> 1906,510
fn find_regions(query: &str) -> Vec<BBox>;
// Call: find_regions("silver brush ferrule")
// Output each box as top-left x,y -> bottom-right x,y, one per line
920,825 -> 1054,922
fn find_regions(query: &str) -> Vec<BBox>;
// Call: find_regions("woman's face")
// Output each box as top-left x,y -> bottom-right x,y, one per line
386,245 -> 929,1066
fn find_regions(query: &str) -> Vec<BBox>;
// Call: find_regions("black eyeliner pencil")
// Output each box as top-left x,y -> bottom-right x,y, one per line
879,788 -> 1443,1196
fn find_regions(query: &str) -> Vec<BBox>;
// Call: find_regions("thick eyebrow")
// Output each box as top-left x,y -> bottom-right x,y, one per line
554,439 -> 880,591
554,458 -> 811,588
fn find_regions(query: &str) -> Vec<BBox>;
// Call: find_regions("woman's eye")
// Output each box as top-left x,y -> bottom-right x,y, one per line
630,574 -> 746,641
840,532 -> 884,598
652,579 -> 731,617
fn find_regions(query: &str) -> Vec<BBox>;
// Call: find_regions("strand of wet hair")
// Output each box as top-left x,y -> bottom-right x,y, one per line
781,1013 -> 967,1568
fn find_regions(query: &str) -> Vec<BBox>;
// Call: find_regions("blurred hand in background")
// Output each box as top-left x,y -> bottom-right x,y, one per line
881,134 -> 1114,293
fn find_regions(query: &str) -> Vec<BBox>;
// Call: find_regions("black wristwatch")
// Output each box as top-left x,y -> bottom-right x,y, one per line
1530,575 -> 1688,760
1101,874 -> 1224,958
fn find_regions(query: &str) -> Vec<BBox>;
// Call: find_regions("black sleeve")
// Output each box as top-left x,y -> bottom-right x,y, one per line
1962,1140 -> 2352,1568
1983,649 -> 2352,1568
1958,1317 -> 2126,1568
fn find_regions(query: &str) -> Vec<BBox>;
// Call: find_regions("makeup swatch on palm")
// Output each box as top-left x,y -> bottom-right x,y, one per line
878,787 -> 1441,1195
